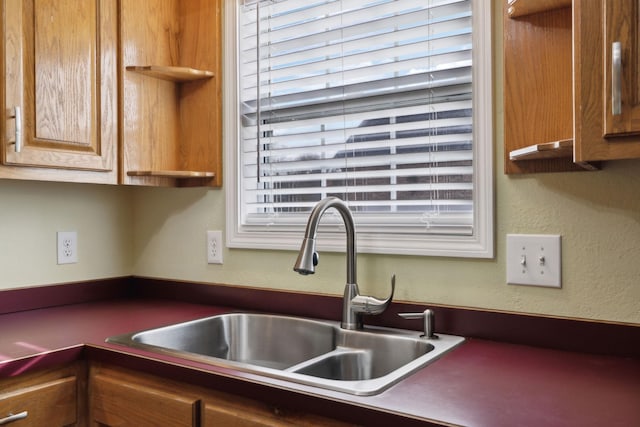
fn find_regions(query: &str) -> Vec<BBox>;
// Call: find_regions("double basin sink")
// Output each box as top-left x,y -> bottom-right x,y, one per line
107,312 -> 464,395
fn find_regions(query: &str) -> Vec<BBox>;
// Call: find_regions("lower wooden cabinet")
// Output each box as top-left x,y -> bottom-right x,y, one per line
89,363 -> 353,427
1,362 -> 355,426
0,362 -> 86,427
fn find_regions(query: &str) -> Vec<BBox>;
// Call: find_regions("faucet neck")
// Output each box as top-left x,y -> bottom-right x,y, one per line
303,197 -> 357,284
345,218 -> 356,285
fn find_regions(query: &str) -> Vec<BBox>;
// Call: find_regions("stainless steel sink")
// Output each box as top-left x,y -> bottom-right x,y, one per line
107,313 -> 464,395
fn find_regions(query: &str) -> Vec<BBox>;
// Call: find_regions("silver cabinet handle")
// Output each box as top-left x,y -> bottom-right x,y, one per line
612,41 -> 622,116
0,411 -> 28,425
13,106 -> 22,152
7,106 -> 22,152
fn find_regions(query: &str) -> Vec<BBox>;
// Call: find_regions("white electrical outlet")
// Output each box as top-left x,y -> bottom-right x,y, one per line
207,230 -> 223,264
57,231 -> 78,264
506,234 -> 561,288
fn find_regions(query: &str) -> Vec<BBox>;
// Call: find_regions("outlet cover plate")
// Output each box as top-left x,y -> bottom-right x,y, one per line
57,231 -> 78,264
506,234 -> 561,288
207,230 -> 223,264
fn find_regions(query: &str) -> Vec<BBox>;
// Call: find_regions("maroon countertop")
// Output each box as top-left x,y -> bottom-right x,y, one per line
1,297 -> 638,427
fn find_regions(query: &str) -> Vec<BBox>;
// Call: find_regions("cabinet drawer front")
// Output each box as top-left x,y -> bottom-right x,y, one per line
203,398 -> 354,427
204,403 -> 284,427
91,374 -> 198,427
0,376 -> 77,426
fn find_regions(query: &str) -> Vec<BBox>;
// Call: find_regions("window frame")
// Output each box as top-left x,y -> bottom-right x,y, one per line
224,0 -> 493,258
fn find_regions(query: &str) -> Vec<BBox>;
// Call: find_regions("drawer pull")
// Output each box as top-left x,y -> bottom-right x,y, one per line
612,41 -> 622,116
0,411 -> 28,425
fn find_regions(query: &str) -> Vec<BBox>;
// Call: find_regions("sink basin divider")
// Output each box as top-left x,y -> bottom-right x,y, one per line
284,347 -> 370,373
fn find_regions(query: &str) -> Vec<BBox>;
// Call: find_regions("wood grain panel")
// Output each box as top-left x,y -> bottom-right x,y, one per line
34,0 -> 95,145
120,0 -> 180,186
0,364 -> 82,427
178,0 -> 223,187
203,400 -> 353,427
0,377 -> 77,426
90,372 -> 198,426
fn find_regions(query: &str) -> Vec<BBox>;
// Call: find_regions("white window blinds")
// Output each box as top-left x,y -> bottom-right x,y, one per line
239,0 -> 474,235
230,0 -> 493,257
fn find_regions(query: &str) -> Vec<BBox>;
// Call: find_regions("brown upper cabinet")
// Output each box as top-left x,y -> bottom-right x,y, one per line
1,0 -> 223,187
1,0 -> 118,184
504,0 -> 640,174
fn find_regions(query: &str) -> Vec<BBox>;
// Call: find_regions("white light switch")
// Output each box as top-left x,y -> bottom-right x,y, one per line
506,234 -> 561,288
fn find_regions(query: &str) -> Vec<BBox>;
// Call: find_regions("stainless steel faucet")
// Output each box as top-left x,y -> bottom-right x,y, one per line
293,196 -> 394,330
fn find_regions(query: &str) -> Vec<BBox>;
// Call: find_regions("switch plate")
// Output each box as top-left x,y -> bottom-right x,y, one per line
207,230 -> 223,264
57,231 -> 78,264
506,234 -> 561,288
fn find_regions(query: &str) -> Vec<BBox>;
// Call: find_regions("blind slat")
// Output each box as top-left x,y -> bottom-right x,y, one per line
241,69 -> 472,114
243,149 -> 473,176
244,165 -> 473,184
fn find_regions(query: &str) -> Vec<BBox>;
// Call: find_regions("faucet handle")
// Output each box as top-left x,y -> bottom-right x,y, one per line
398,308 -> 438,339
350,274 -> 395,315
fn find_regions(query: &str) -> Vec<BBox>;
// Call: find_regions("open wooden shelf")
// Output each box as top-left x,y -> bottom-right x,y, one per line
507,0 -> 571,18
509,140 -> 598,171
509,139 -> 573,160
126,65 -> 214,82
120,0 -> 223,188
502,4 -> 589,173
126,170 -> 215,179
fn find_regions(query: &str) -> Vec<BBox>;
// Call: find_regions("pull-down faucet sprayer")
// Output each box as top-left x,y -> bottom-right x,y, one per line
293,197 -> 395,330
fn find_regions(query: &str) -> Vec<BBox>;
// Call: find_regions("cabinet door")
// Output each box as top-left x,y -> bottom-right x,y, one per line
3,0 -> 117,172
604,0 -> 640,136
574,0 -> 640,161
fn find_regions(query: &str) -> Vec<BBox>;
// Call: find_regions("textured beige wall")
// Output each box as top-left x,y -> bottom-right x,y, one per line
0,180 -> 134,290
132,2 -> 640,325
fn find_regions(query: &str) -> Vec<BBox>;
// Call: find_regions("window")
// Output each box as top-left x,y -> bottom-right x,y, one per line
225,0 -> 493,258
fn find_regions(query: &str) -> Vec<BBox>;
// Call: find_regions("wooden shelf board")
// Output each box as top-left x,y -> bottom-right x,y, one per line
126,66 -> 214,82
509,139 -> 574,160
127,170 -> 215,179
507,0 -> 571,18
